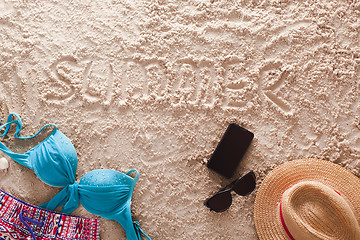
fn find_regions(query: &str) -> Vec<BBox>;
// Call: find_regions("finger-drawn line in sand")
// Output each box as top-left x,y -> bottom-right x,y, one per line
145,62 -> 168,98
171,60 -> 199,105
197,62 -> 216,106
291,122 -> 327,156
223,60 -> 249,109
0,66 -> 30,114
82,60 -> 94,100
263,71 -> 292,113
259,62 -> 293,114
44,56 -> 79,101
352,133 -> 360,151
105,64 -> 114,106
172,60 -> 217,107
10,71 -> 26,113
32,43 -> 53,62
121,60 -> 147,98
82,59 -> 115,107
83,60 -> 104,103
134,129 -> 180,166
0,87 -> 9,117
263,20 -> 313,59
275,21 -> 313,37
347,83 -> 360,152
41,56 -> 264,110
266,20 -> 313,47
203,26 -> 237,42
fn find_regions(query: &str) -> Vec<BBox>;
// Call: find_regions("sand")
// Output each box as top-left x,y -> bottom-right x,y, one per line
0,0 -> 360,239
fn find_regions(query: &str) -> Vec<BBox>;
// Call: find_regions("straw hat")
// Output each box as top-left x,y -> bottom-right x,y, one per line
254,158 -> 360,240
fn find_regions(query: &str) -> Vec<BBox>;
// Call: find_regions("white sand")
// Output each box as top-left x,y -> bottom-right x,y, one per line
0,0 -> 360,239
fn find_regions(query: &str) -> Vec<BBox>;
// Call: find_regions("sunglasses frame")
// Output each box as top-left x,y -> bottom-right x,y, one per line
204,171 -> 256,212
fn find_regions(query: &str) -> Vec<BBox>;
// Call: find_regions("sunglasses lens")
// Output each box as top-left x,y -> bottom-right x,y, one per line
205,191 -> 232,212
233,171 -> 256,196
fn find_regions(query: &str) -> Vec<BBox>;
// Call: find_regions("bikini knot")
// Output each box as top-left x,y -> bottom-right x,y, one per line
39,182 -> 80,214
63,182 -> 80,213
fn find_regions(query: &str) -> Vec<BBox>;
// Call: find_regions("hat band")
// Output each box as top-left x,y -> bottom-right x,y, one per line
279,188 -> 342,240
279,201 -> 295,240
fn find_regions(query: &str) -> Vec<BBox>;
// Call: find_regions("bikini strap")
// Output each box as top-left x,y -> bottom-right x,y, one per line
134,221 -> 151,240
0,113 -> 57,139
0,113 -> 22,137
0,120 -> 20,137
0,114 -> 28,165
126,169 -> 140,182
15,123 -> 57,140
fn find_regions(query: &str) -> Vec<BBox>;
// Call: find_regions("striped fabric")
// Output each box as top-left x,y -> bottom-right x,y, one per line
0,189 -> 100,240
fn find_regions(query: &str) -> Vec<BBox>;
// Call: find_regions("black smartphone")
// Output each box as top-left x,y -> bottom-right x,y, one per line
207,123 -> 254,179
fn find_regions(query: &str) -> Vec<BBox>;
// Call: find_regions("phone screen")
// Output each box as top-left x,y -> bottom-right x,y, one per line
207,123 -> 254,178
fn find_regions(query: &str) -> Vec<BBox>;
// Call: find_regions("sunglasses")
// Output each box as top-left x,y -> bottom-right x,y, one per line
204,171 -> 256,212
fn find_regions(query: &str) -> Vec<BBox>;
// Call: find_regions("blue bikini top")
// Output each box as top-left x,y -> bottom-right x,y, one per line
0,113 -> 150,240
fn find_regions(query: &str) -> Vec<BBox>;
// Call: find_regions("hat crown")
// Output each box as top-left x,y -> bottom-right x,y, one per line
281,181 -> 360,240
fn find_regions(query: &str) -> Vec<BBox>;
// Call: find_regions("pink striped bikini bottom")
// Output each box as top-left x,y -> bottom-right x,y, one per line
0,189 -> 100,240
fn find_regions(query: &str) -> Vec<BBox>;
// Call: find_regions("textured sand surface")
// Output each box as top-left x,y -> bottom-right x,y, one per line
0,0 -> 360,239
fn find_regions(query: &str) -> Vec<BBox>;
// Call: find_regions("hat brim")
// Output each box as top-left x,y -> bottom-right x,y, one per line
254,158 -> 360,239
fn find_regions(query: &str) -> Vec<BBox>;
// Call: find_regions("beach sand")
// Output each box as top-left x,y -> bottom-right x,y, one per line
0,0 -> 360,239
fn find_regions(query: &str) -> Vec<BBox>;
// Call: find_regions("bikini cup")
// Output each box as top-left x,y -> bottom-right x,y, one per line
40,169 -> 151,240
0,113 -> 77,187
0,113 -> 150,240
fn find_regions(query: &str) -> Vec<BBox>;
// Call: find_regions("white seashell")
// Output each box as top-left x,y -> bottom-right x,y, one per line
0,157 -> 9,170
